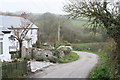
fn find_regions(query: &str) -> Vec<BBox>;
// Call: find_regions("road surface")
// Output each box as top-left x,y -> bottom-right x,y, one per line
29,51 -> 99,78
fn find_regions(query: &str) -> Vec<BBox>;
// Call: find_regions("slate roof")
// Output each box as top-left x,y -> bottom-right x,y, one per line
0,15 -> 38,29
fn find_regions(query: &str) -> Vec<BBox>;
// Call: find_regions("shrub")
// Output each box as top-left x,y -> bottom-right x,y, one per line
32,40 -> 41,48
54,41 -> 63,48
24,55 -> 32,61
51,49 -> 64,58
65,42 -> 71,46
34,55 -> 46,61
58,47 -> 72,55
58,52 -> 79,63
48,56 -> 58,63
11,51 -> 20,59
63,41 -> 71,46
43,43 -> 50,46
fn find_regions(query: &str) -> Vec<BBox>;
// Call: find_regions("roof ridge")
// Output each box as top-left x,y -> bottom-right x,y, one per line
0,14 -> 22,18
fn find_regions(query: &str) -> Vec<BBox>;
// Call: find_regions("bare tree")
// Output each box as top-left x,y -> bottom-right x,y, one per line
11,21 -> 33,58
64,0 -> 120,74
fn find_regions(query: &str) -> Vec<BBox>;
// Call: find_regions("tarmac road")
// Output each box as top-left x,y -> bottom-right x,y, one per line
29,51 -> 99,78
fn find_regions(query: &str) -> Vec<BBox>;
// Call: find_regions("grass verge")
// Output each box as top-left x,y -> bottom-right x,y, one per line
58,52 -> 79,63
81,50 -> 115,79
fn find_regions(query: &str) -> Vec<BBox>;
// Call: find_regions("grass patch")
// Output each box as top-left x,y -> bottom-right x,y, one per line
58,52 -> 79,63
72,42 -> 105,52
70,20 -> 87,27
74,42 -> 99,47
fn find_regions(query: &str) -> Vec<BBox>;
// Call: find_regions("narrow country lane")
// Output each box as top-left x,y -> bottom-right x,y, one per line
29,51 -> 99,78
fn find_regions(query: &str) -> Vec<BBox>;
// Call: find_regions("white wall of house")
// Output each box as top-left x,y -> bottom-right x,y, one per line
26,29 -> 38,44
0,33 -> 11,61
22,29 -> 38,48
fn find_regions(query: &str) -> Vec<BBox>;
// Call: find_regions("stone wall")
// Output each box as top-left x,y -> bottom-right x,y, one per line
32,48 -> 53,58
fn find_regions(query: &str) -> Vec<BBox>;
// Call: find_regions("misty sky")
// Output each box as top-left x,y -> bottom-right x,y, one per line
0,0 -> 67,14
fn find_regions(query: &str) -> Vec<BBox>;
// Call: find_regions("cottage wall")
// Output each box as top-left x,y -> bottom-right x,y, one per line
0,34 -> 11,61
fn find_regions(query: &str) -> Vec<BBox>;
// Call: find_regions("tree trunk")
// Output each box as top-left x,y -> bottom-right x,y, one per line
19,40 -> 23,58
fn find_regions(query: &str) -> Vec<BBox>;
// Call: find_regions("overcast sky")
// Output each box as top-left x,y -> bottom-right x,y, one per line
0,0 -> 67,14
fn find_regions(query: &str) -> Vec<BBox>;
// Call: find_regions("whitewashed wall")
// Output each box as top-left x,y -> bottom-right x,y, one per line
0,34 -> 11,61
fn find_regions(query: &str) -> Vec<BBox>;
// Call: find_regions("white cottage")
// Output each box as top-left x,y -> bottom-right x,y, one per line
0,14 -> 38,61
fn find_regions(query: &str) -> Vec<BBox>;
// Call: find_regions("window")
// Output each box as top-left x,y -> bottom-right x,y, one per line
0,42 -> 3,55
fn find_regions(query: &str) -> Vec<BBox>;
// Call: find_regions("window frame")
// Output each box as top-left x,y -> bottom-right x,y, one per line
0,42 -> 3,55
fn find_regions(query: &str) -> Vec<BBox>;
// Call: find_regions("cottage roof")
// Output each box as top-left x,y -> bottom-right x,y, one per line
0,15 -> 38,29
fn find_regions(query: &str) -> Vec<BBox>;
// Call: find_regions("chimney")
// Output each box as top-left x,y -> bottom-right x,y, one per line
20,12 -> 27,19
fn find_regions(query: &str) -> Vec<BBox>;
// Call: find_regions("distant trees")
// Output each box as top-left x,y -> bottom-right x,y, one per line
35,13 -> 68,43
30,12 -> 106,43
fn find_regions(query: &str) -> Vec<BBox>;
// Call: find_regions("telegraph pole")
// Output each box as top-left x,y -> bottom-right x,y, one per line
58,21 -> 60,41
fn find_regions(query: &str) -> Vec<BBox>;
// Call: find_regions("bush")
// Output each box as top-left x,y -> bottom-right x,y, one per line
32,40 -> 41,48
51,49 -> 64,58
34,55 -> 46,61
58,52 -> 79,63
58,47 -> 72,55
11,51 -> 20,59
63,41 -> 72,46
54,41 -> 63,48
43,43 -> 51,46
54,41 -> 72,49
24,55 -> 32,61
48,56 -> 58,63
65,42 -> 71,46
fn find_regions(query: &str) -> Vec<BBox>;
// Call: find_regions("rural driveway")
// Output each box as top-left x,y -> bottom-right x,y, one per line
29,51 -> 99,78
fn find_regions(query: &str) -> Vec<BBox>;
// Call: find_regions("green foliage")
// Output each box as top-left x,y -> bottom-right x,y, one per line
11,51 -> 20,59
34,54 -> 46,61
58,52 -> 79,63
63,41 -> 72,46
65,42 -> 71,46
87,51 -> 115,79
32,40 -> 41,48
52,49 -> 62,58
24,55 -> 32,61
58,47 -> 72,55
54,41 -> 72,48
48,56 -> 58,63
54,41 -> 63,48
43,43 -> 51,46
